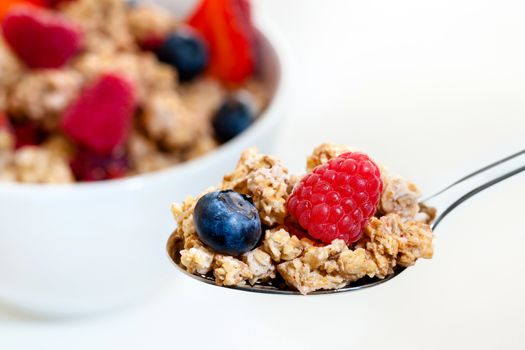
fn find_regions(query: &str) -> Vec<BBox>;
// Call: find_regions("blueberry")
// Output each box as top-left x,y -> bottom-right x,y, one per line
155,29 -> 209,82
194,190 -> 262,256
212,98 -> 255,143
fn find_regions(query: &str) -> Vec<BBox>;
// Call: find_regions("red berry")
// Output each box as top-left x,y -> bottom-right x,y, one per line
70,148 -> 128,182
188,0 -> 256,83
1,5 -> 82,69
12,121 -> 47,148
287,152 -> 383,244
139,35 -> 165,51
42,0 -> 72,7
61,74 -> 137,155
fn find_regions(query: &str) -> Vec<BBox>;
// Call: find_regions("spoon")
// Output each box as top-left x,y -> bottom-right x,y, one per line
167,149 -> 525,295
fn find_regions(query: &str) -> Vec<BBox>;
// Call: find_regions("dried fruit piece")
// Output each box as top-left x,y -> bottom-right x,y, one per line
12,121 -> 47,149
61,74 -> 137,155
42,0 -> 72,8
70,148 -> 128,182
139,35 -> 164,51
1,5 -> 82,68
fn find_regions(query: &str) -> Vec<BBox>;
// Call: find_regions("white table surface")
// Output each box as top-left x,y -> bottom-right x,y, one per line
1,0 -> 524,349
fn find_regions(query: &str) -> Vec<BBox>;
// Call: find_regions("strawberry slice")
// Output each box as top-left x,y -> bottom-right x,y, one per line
188,0 -> 256,83
236,0 -> 252,22
61,74 -> 137,155
1,6 -> 82,69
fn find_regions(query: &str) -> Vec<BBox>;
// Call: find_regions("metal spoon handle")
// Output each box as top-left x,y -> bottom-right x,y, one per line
425,150 -> 525,230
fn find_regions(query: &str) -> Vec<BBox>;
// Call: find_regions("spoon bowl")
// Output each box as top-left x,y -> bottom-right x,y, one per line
166,150 -> 525,295
166,232 -> 405,295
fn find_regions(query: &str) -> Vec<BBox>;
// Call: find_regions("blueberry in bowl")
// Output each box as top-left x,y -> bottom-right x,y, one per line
212,97 -> 256,143
154,28 -> 209,82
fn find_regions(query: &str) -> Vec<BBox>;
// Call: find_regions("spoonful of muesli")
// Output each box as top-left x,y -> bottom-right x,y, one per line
167,144 -> 525,295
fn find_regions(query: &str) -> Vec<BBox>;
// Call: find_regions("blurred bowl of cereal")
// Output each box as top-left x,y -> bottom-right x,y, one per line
0,0 -> 289,316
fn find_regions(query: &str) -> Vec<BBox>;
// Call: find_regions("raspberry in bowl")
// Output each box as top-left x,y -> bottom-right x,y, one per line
0,0 -> 288,315
167,144 -> 434,294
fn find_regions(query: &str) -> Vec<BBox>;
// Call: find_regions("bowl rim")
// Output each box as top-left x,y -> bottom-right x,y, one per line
0,17 -> 291,195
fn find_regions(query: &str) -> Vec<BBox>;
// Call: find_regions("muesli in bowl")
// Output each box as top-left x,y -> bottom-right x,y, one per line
168,144 -> 435,295
0,0 -> 269,183
0,0 -> 286,315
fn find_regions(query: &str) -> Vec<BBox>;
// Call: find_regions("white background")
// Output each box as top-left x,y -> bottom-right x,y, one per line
1,0 -> 524,349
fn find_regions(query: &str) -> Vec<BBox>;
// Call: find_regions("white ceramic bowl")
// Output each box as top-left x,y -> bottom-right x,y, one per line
0,13 -> 289,316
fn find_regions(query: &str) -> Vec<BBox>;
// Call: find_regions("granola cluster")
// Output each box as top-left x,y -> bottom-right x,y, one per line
221,148 -> 297,226
0,37 -> 24,112
0,127 -> 14,181
169,144 -> 434,294
8,70 -> 84,128
0,0 -> 269,184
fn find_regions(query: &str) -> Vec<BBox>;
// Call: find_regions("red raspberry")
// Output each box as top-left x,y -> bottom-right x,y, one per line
1,5 -> 82,69
287,152 -> 383,244
188,0 -> 256,83
60,74 -> 136,155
